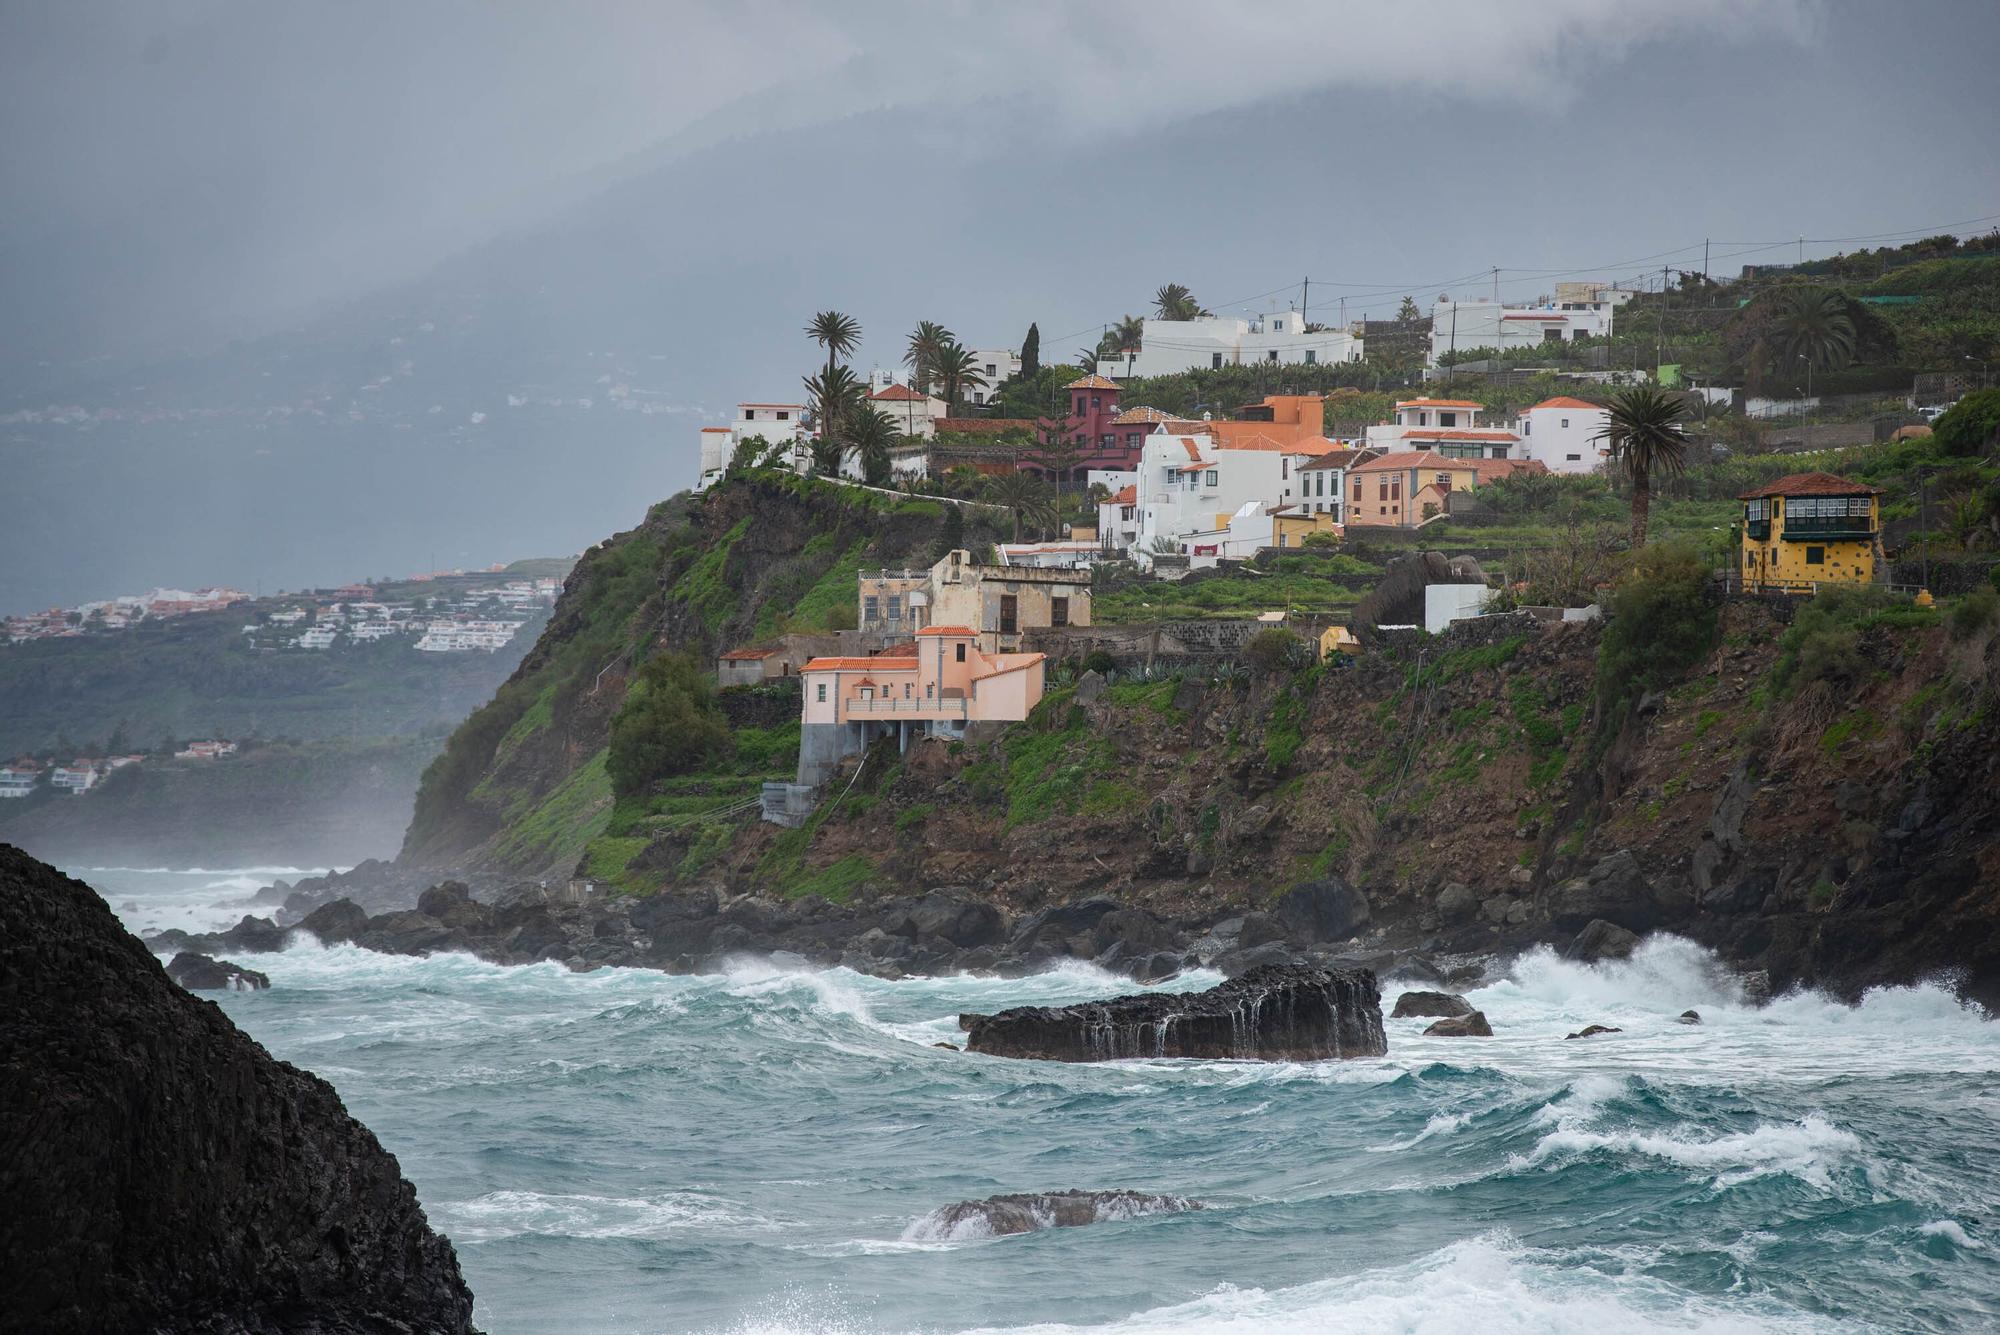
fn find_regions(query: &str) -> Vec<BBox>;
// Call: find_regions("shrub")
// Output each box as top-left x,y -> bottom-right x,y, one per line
1301,531 -> 1340,551
1932,388 -> 2000,458
1949,585 -> 2000,641
1595,542 -> 1717,732
606,653 -> 733,799
1773,585 -> 1900,694
1080,649 -> 1118,675
1243,626 -> 1305,673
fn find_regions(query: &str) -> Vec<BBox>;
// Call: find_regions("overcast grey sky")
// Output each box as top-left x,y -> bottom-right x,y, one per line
4,0 -> 1997,371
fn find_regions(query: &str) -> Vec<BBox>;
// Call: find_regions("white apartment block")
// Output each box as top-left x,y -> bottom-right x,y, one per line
1364,399 -> 1520,459
1429,297 -> 1616,366
1127,428 -> 1317,568
1098,309 -> 1362,380
964,347 -> 1022,407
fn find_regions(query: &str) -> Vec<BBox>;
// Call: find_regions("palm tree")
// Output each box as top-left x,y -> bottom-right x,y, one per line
801,364 -> 865,475
1153,284 -> 1210,321
1593,386 -> 1692,548
846,406 -> 899,487
1076,345 -> 1102,371
904,321 -> 952,395
933,341 -> 988,409
805,310 -> 862,382
1772,287 -> 1857,375
983,469 -> 1058,541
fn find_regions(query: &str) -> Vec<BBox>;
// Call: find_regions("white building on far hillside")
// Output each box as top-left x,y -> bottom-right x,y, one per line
965,348 -> 1022,406
1365,399 -> 1519,459
1514,396 -> 1610,474
1098,309 -> 1362,380
1429,297 -> 1615,366
1126,427 -> 1318,568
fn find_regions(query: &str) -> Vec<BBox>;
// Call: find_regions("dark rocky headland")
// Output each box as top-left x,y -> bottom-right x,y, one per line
0,844 -> 477,1334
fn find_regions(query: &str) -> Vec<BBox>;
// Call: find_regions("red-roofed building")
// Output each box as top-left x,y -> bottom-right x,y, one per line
1428,295 -> 1617,365
1366,398 -> 1520,459
866,382 -> 950,439
1516,395 -> 1611,474
1345,453 -> 1548,529
1737,473 -> 1884,592
797,626 -> 1046,785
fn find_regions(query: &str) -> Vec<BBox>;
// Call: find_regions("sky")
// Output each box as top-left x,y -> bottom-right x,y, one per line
1,0 -> 1997,610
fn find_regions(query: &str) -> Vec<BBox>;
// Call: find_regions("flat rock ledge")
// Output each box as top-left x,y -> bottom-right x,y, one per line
958,964 -> 1385,1062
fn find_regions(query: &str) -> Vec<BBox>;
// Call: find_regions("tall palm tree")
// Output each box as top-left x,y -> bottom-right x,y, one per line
982,469 -> 1058,542
846,406 -> 899,487
904,321 -> 952,395
933,341 -> 987,409
1153,284 -> 1210,321
1076,345 -> 1103,371
1593,385 -> 1692,548
805,310 -> 862,382
802,364 -> 865,475
1772,287 -> 1857,374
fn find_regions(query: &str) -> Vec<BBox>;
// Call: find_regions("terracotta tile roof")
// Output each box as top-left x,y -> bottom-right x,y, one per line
1400,428 -> 1520,442
1529,396 -> 1601,411
802,656 -> 918,672
870,384 -> 931,402
1178,438 -> 1204,460
1068,374 -> 1122,391
1737,472 -> 1884,500
1111,406 -> 1175,425
1350,453 -> 1549,483
699,426 -> 732,433
718,647 -> 777,660
915,624 -> 978,637
971,653 -> 1047,681
1109,484 -> 1137,504
1298,449 -> 1361,470
1214,434 -> 1295,452
1395,398 -> 1483,409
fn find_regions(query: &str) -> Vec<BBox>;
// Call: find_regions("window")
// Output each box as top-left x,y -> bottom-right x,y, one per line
1391,478 -> 1402,501
1272,318 -> 1285,332
1101,433 -> 1115,449
998,596 -> 1017,634
1378,479 -> 1388,502
1092,396 -> 1102,409
1051,597 -> 1069,627
1435,473 -> 1452,492
1267,351 -> 1279,362
985,364 -> 996,376
816,683 -> 827,702
863,595 -> 878,621
776,411 -> 789,421
1121,505 -> 1134,520
885,595 -> 901,621
1560,418 -> 1569,428
1279,532 -> 1289,547
1440,412 -> 1457,427
743,408 -> 755,420
1211,353 -> 1224,369
1806,546 -> 1825,565
926,683 -> 933,697
1566,453 -> 1581,462
1304,350 -> 1316,365
1205,470 -> 1219,487
1166,467 -> 1181,484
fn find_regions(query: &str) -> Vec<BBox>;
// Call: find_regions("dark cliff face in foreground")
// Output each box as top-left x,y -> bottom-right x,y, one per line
0,844 -> 477,1335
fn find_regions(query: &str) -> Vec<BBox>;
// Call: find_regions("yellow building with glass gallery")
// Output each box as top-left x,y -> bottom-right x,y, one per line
1738,472 -> 1883,593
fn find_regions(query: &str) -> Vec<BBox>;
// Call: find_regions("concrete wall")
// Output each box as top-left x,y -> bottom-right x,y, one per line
1024,620 -> 1263,666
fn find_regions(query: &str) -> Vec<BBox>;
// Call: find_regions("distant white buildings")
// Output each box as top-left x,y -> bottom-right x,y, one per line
1123,427 -> 1320,569
176,740 -> 238,760
1428,291 -> 1624,366
1098,309 -> 1362,380
0,764 -> 42,798
1515,397 -> 1612,474
417,620 -> 521,652
1365,398 -> 1520,459
696,400 -> 811,489
864,383 -> 951,439
964,348 -> 1022,407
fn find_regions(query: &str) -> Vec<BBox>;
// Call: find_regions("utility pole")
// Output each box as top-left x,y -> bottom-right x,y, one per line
1301,274 -> 1310,322
1919,469 -> 1931,592
1702,237 -> 1710,285
1658,265 -> 1669,378
1491,267 -> 1500,305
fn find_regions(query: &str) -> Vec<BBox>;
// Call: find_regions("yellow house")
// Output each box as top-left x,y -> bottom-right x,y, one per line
1318,624 -> 1361,658
1271,508 -> 1341,549
1739,472 -> 1883,593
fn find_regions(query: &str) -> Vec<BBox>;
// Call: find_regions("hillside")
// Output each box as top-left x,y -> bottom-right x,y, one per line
398,472 -> 1011,871
0,590 -> 549,756
0,736 -> 438,868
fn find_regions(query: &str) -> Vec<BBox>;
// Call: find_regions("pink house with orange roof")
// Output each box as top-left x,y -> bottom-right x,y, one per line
793,626 -> 1047,785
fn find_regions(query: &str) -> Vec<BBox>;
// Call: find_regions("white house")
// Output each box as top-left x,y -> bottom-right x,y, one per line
697,402 -> 811,488
1294,448 -> 1372,523
1098,309 -> 1362,380
1365,399 -> 1519,459
696,426 -> 733,489
295,626 -> 337,650
965,347 -> 1022,406
1177,500 -> 1281,569
51,762 -> 98,794
865,383 -> 950,439
1514,396 -> 1611,474
1429,297 -> 1616,366
0,766 -> 39,799
1129,428 -> 1318,567
1096,483 -> 1142,555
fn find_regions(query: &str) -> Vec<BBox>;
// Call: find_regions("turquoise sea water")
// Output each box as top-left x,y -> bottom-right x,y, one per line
84,865 -> 2000,1333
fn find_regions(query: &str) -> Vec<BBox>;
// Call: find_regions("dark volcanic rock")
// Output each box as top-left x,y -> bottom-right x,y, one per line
0,843 -> 477,1334
1390,990 -> 1473,1019
216,913 -> 287,954
1273,876 -> 1371,942
904,1189 -> 1202,1241
1565,919 -> 1641,963
960,964 -> 1385,1062
1565,1024 -> 1623,1039
1678,1009 -> 1703,1025
297,897 -> 370,945
1422,1011 -> 1493,1037
165,952 -> 270,992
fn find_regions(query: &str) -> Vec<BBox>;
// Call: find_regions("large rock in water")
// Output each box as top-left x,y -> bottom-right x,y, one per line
0,844 -> 478,1334
959,964 -> 1385,1061
903,1190 -> 1201,1241
165,951 -> 271,992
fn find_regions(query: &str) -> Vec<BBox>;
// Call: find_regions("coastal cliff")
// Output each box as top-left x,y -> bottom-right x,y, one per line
392,474 -> 2000,1005
0,844 -> 477,1334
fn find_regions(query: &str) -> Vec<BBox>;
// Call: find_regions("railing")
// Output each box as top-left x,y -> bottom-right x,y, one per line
1779,518 -> 1874,540
1745,520 -> 1770,541
843,697 -> 967,719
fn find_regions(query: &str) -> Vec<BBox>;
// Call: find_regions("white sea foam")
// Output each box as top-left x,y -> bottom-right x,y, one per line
440,1188 -> 779,1242
948,1234 -> 1833,1334
1371,1110 -> 1471,1152
1918,1219 -> 1984,1249
1517,1113 -> 1867,1190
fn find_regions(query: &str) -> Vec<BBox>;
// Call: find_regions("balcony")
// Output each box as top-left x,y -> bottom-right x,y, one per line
843,696 -> 967,721
1745,519 -> 1770,541
1780,516 -> 1874,541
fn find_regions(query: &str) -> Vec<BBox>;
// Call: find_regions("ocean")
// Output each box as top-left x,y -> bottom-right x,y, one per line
82,864 -> 2000,1334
